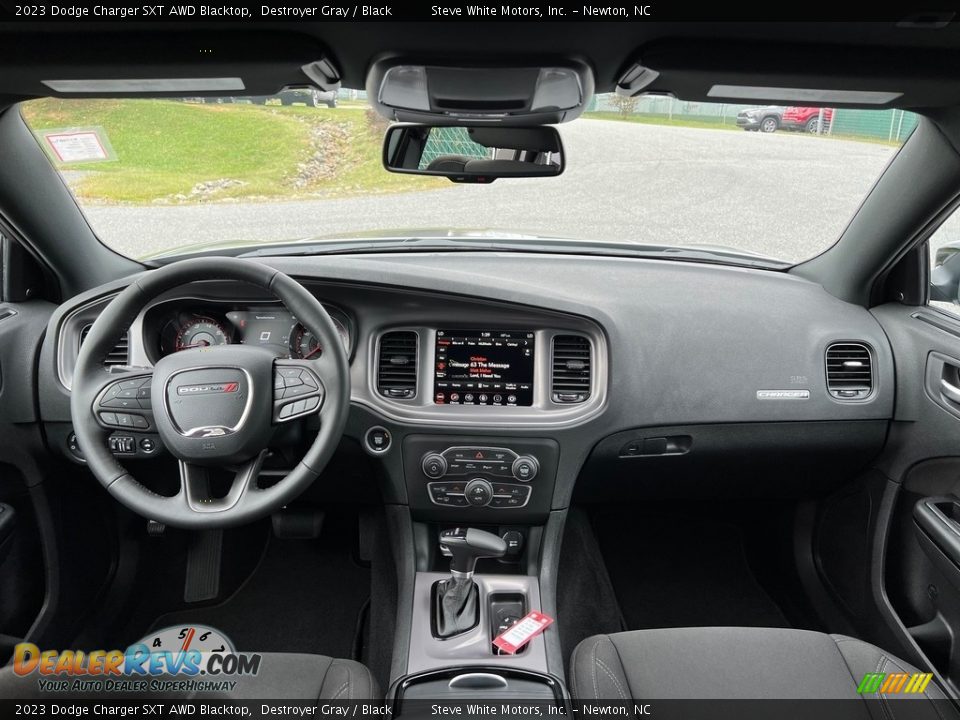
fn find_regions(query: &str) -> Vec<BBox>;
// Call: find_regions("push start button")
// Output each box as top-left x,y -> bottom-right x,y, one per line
365,426 -> 392,455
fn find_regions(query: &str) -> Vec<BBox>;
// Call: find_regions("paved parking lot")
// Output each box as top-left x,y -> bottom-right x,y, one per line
83,119 -> 902,263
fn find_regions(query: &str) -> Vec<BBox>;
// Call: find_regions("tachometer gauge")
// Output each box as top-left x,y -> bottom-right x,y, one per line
289,316 -> 349,359
141,624 -> 233,655
176,318 -> 229,351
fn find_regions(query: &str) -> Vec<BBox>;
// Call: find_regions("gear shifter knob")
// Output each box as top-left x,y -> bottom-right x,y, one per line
440,527 -> 507,576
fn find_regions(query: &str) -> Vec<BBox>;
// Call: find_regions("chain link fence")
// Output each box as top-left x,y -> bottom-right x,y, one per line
589,94 -> 917,143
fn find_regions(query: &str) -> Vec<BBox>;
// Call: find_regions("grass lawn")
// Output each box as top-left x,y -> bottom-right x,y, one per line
21,98 -> 442,203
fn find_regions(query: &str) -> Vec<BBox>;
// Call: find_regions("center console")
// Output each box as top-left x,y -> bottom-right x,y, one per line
392,434 -> 566,713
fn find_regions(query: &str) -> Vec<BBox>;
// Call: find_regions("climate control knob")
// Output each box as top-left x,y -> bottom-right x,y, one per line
422,453 -> 448,479
511,455 -> 539,482
465,478 -> 494,507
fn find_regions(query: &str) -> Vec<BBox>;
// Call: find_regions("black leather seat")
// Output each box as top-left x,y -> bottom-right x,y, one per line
0,653 -> 378,700
571,627 -> 954,710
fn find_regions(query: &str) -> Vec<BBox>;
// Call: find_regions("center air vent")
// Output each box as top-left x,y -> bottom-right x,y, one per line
80,325 -> 129,367
551,334 -> 592,403
377,331 -> 418,399
826,343 -> 872,400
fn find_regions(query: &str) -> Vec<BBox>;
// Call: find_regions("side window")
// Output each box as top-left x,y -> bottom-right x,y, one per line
929,211 -> 960,318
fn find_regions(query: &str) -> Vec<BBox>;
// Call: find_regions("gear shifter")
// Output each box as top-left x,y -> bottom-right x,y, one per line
434,528 -> 507,638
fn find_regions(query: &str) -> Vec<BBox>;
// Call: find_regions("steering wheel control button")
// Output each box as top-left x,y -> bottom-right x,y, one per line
101,396 -> 140,410
422,453 -> 448,478
512,455 -> 539,482
98,375 -> 155,415
364,426 -> 392,455
465,478 -> 494,507
272,364 -> 325,422
283,383 -> 312,398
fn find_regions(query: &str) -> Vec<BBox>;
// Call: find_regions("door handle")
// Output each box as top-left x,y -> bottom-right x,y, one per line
941,378 -> 960,405
914,497 -> 960,567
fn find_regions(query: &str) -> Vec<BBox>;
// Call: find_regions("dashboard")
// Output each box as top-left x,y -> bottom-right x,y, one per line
39,251 -> 897,512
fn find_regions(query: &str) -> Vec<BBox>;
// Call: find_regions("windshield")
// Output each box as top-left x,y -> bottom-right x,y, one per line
21,95 -> 917,263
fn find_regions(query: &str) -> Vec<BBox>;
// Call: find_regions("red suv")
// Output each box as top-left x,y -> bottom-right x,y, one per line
781,106 -> 834,133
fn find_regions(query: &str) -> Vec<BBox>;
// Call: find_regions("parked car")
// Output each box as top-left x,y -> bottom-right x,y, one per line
781,106 -> 834,132
736,105 -> 783,132
247,88 -> 337,108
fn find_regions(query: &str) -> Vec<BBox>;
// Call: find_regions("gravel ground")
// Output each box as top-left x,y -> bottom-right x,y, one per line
81,119 -> 901,263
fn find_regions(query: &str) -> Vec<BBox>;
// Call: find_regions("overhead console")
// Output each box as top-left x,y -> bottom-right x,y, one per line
366,58 -> 595,125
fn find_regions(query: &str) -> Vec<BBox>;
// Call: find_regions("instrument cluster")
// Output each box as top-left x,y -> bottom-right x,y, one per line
149,303 -> 351,361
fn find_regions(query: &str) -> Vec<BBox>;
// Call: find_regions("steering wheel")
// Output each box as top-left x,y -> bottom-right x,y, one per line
70,257 -> 350,529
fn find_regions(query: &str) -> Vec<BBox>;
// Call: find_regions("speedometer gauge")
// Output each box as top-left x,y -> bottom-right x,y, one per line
176,318 -> 229,351
288,317 -> 349,359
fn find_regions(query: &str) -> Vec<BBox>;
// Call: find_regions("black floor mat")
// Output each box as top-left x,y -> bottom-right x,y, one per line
593,512 -> 791,631
558,508 -> 626,667
150,525 -> 370,660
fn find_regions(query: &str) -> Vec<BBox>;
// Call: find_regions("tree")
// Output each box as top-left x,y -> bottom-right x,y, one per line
611,95 -> 639,117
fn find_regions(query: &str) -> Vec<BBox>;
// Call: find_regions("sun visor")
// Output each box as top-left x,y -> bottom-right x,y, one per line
367,58 -> 594,125
0,31 -> 339,99
622,40 -> 960,108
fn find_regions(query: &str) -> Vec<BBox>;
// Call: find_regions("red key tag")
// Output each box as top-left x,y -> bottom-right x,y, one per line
493,610 -> 554,655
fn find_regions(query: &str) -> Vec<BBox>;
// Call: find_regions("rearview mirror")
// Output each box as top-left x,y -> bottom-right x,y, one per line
382,124 -> 564,183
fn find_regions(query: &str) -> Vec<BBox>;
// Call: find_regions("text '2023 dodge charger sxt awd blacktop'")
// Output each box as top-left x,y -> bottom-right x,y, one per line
0,11 -> 959,720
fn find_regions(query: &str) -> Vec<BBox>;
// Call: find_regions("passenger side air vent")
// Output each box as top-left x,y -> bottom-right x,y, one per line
377,331 -> 418,399
551,334 -> 592,403
80,324 -> 130,367
826,343 -> 872,400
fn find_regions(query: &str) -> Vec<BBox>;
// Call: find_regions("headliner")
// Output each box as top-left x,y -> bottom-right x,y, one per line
2,22 -> 960,109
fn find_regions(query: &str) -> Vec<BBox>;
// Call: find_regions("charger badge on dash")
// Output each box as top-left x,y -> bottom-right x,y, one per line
492,610 -> 554,655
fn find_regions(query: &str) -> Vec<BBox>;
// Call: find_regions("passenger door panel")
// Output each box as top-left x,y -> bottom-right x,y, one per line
873,302 -> 960,695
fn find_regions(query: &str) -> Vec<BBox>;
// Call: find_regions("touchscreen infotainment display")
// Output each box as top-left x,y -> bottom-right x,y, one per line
434,330 -> 534,406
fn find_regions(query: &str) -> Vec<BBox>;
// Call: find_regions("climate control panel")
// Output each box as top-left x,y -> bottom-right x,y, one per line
428,479 -> 532,508
421,446 -> 539,483
403,436 -> 558,520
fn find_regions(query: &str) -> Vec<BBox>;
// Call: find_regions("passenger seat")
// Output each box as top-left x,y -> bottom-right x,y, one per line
570,627 -> 954,710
